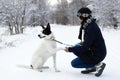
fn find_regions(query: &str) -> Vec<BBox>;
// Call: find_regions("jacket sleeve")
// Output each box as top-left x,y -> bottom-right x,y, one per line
68,25 -> 96,55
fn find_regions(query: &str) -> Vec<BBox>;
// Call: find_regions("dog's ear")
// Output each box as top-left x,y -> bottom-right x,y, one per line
41,25 -> 45,29
46,23 -> 51,30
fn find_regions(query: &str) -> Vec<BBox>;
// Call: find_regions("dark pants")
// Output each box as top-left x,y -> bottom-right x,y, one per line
71,44 -> 95,68
71,58 -> 95,68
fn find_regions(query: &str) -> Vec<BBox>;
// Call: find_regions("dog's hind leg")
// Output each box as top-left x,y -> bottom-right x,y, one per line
30,65 -> 33,69
53,54 -> 60,72
31,57 -> 44,72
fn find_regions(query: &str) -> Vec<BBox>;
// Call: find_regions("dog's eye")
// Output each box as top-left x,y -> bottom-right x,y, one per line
42,30 -> 47,34
42,30 -> 46,34
42,29 -> 51,35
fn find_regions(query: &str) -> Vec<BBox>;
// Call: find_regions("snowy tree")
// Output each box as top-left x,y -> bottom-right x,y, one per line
1,0 -> 120,29
69,0 -> 88,25
0,0 -> 31,34
53,0 -> 69,25
91,0 -> 120,29
0,0 -> 50,34
26,0 -> 38,26
26,0 -> 50,26
0,0 -> 18,35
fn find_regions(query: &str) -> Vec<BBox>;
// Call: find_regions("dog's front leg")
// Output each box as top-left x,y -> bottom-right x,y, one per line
47,45 -> 64,54
53,54 -> 60,72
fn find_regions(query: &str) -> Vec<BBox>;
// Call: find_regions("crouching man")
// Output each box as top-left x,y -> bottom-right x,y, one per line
65,6 -> 107,77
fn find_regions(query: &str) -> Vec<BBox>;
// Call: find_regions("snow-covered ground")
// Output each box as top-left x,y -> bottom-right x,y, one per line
0,24 -> 120,80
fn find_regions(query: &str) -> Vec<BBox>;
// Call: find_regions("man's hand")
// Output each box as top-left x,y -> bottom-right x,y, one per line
64,47 -> 69,52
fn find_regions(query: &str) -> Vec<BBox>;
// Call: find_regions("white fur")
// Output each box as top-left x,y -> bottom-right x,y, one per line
31,33 -> 63,72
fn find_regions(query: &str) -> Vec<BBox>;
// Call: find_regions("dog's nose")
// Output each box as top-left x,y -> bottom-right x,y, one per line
38,34 -> 40,37
38,34 -> 42,38
38,34 -> 45,38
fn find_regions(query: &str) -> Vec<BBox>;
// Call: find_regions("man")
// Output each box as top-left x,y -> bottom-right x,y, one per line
65,6 -> 107,77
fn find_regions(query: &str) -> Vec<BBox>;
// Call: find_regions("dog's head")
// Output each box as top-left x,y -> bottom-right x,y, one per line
38,23 -> 53,39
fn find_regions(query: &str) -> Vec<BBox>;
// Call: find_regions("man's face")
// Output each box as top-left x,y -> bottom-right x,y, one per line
79,17 -> 83,23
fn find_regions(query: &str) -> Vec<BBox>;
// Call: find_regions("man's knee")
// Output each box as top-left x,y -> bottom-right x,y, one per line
71,60 -> 79,68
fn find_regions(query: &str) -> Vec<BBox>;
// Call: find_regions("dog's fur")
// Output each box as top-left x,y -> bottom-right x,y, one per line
31,23 -> 63,72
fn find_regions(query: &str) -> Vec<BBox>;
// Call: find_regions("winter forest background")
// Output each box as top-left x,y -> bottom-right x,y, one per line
0,0 -> 120,35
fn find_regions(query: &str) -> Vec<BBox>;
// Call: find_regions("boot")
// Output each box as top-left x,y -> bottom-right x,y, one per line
81,67 -> 96,74
95,63 -> 106,77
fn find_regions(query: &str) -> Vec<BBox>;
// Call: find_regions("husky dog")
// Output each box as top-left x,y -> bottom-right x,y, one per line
31,23 -> 63,72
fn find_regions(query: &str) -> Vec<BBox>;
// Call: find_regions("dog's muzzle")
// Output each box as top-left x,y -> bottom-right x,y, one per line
38,34 -> 46,38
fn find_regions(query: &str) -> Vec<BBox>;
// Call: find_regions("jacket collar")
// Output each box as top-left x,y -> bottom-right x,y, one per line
81,17 -> 93,29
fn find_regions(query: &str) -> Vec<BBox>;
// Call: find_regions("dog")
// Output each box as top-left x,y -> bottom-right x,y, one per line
30,23 -> 63,72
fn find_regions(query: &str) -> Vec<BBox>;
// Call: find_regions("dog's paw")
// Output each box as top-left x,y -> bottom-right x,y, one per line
30,65 -> 33,69
39,70 -> 43,72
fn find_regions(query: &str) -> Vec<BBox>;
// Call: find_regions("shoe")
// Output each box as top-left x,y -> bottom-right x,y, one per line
95,63 -> 106,77
81,68 -> 96,74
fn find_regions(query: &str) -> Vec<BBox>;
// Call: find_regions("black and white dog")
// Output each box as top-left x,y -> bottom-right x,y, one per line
30,23 -> 63,72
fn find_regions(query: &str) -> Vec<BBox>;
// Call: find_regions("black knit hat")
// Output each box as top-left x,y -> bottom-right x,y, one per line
77,7 -> 92,18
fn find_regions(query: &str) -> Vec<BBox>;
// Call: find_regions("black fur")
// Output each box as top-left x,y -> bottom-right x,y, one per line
42,23 -> 51,35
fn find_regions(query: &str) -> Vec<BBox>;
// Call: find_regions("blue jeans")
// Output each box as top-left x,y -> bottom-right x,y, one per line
71,43 -> 95,68
71,58 -> 95,68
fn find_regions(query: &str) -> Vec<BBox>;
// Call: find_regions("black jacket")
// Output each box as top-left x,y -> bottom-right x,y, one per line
69,19 -> 107,64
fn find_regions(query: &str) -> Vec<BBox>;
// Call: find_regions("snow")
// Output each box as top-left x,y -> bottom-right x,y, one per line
0,24 -> 120,80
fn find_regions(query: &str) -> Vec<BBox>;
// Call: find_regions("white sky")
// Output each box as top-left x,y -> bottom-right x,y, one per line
48,0 -> 72,5
48,0 -> 58,5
